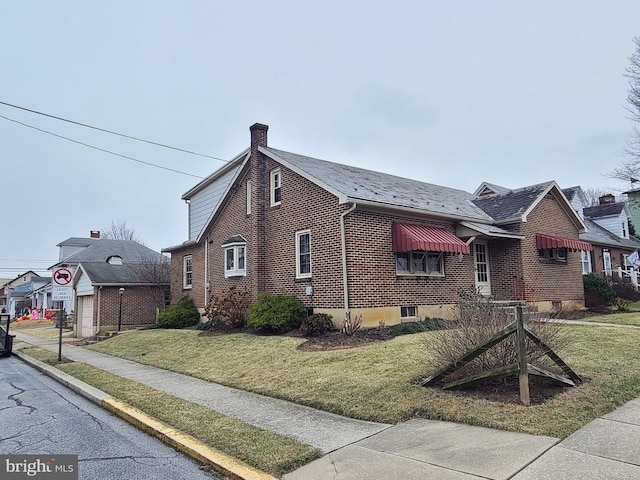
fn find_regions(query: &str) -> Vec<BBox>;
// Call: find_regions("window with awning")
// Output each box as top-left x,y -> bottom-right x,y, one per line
535,233 -> 592,252
392,223 -> 470,254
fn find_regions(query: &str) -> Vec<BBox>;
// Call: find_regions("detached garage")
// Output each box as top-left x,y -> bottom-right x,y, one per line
72,259 -> 169,337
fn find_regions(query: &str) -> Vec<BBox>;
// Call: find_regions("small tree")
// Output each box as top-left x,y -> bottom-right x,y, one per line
424,288 -> 569,383
609,37 -> 640,182
101,219 -> 143,243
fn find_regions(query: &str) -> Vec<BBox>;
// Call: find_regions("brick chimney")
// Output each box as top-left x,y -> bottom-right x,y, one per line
249,123 -> 269,297
599,194 -> 616,205
90,230 -> 101,238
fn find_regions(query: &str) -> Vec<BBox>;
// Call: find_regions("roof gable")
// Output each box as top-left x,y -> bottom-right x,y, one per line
472,181 -> 586,231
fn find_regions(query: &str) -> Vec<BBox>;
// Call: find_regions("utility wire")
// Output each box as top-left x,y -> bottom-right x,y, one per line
0,100 -> 230,163
0,114 -> 205,179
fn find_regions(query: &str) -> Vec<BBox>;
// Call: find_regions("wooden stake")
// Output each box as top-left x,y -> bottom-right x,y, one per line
515,306 -> 530,405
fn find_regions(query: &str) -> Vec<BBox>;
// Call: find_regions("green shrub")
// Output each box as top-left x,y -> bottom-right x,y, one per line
248,294 -> 307,333
157,296 -> 200,328
300,314 -> 334,337
583,273 -> 615,307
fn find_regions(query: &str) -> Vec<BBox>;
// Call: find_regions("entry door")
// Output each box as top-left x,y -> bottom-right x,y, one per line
603,250 -> 612,276
474,241 -> 491,296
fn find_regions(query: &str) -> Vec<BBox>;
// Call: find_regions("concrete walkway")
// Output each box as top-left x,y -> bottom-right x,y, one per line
11,329 -> 640,479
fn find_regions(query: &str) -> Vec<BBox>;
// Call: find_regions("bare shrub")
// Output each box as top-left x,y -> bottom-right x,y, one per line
424,288 -> 570,384
342,310 -> 362,336
204,286 -> 249,329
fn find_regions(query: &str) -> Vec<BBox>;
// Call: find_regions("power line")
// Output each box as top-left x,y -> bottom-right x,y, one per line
0,114 -> 205,179
0,100 -> 230,163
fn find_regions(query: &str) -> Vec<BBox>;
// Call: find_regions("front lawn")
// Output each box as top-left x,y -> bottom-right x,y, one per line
22,347 -> 321,476
571,311 -> 640,327
85,321 -> 640,439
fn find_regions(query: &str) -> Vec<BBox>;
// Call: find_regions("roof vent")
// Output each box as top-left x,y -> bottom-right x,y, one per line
107,256 -> 123,265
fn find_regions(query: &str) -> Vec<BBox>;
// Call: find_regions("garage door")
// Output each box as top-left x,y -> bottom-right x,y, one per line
78,295 -> 94,338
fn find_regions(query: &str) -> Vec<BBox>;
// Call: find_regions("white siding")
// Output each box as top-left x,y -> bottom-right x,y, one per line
75,270 -> 94,296
592,213 -> 629,238
189,166 -> 239,240
571,196 -> 585,219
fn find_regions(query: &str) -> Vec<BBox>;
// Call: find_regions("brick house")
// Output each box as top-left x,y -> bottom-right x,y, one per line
164,124 -> 592,327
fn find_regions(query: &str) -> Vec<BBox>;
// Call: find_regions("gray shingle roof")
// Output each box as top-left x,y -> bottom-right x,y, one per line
471,182 -> 554,222
562,186 -> 581,202
264,147 -> 493,221
55,239 -> 166,266
78,261 -> 169,286
584,203 -> 626,219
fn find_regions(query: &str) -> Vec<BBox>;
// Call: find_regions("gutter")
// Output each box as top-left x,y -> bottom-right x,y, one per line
343,198 -> 493,224
340,203 -> 357,310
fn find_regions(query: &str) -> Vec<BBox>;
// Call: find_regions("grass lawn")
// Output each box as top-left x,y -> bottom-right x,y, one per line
83,320 -> 640,439
22,347 -> 321,477
572,311 -> 640,327
16,325 -> 74,339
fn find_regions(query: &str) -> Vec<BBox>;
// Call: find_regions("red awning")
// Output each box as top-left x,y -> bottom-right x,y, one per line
392,223 -> 470,254
536,233 -> 592,252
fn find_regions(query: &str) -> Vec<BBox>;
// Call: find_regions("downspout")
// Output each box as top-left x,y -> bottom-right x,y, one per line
204,234 -> 209,307
340,203 -> 357,310
95,286 -> 102,336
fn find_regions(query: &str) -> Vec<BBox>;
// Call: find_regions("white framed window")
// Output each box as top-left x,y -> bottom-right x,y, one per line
296,230 -> 311,278
396,251 -> 443,276
401,306 -> 417,318
581,251 -> 592,274
183,255 -> 193,289
246,180 -> 252,215
270,168 -> 282,206
224,244 -> 246,277
539,248 -> 567,262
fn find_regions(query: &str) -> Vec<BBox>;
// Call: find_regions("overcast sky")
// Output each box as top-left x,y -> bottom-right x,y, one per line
2,1 -> 639,277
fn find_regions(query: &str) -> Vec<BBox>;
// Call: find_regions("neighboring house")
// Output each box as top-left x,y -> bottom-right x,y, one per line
164,123 -> 592,327
565,188 -> 640,277
623,186 -> 640,232
1,271 -> 50,317
53,233 -> 170,337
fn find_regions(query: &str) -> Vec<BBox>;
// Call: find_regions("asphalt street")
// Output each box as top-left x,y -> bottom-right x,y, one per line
0,355 -> 219,480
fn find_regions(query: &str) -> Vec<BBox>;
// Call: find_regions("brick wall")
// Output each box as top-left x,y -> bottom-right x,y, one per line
344,210 -> 475,307
168,244 -> 206,308
97,286 -> 163,330
519,195 -> 585,304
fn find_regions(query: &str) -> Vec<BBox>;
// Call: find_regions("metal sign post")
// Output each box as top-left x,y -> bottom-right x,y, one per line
52,268 -> 73,362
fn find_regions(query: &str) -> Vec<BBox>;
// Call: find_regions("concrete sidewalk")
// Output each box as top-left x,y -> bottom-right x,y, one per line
12,330 -> 640,479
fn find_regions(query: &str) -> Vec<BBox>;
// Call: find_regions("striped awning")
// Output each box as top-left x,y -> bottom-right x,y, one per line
392,223 -> 470,254
536,233 -> 592,252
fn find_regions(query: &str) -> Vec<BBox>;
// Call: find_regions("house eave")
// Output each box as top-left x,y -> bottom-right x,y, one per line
162,240 -> 199,253
345,198 -> 491,223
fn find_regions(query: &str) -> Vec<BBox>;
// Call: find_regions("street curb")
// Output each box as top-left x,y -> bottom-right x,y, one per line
103,398 -> 277,480
13,350 -> 277,480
